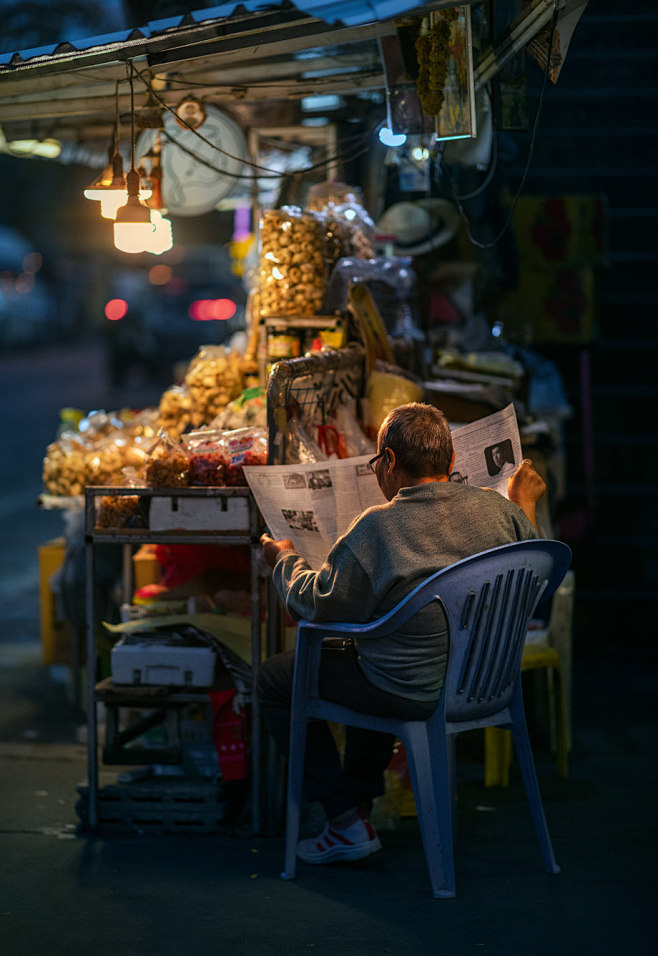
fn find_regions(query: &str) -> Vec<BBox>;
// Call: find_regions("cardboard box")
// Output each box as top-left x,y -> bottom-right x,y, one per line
111,629 -> 216,687
148,495 -> 250,532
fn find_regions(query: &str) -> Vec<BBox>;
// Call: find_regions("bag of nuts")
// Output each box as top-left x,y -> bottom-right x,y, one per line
259,206 -> 327,317
158,384 -> 193,439
184,345 -> 245,428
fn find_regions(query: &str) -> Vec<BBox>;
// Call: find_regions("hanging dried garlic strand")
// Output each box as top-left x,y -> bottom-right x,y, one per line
415,10 -> 459,117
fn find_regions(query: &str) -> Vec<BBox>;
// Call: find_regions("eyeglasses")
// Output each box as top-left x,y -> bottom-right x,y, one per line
368,451 -> 385,473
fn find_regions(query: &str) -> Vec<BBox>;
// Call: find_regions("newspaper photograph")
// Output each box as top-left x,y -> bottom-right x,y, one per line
244,404 -> 521,567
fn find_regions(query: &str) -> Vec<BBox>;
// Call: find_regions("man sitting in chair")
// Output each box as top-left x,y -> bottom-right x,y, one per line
258,402 -> 545,865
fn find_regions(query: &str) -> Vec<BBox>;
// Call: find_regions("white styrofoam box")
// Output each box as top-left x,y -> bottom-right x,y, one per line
111,629 -> 216,687
148,494 -> 250,532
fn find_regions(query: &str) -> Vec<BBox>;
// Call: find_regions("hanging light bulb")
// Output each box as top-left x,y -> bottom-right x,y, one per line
137,127 -> 174,253
114,168 -> 155,253
84,81 -> 151,219
145,209 -> 173,255
114,65 -> 154,254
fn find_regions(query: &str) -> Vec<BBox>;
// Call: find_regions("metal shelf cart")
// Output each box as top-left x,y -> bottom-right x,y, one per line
83,485 -> 264,832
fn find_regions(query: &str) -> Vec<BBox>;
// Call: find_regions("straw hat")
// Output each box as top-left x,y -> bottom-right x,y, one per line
375,198 -> 461,255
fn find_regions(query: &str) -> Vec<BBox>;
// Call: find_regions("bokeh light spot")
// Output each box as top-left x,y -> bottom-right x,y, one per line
188,298 -> 237,321
104,298 -> 128,321
149,264 -> 172,285
23,252 -> 43,274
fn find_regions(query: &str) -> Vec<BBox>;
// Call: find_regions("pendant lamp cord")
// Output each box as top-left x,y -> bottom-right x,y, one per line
127,61 -> 136,172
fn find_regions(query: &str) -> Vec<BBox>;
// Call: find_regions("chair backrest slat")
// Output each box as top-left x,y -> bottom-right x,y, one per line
488,569 -> 520,695
439,544 -> 568,722
470,570 -> 511,701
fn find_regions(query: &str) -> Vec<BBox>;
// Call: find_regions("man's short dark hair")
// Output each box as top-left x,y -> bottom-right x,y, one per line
378,402 -> 453,478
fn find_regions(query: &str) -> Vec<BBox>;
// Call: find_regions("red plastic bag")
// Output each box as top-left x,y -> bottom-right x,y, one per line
209,689 -> 249,782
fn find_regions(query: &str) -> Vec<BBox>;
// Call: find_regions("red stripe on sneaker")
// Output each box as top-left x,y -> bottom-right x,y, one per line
362,819 -> 376,840
327,828 -> 354,845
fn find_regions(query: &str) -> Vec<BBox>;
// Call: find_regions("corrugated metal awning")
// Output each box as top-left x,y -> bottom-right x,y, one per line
0,1 -> 455,150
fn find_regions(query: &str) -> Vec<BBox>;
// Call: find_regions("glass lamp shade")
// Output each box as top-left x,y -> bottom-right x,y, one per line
84,164 -> 116,199
113,198 -> 155,254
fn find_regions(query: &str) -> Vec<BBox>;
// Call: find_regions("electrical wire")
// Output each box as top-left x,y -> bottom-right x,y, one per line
130,62 -> 379,184
132,63 -> 377,181
159,125 -> 373,182
447,0 -> 560,250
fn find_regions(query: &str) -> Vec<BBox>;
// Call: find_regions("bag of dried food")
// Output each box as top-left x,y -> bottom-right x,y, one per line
184,345 -> 245,428
259,206 -> 326,317
96,468 -> 145,530
215,427 -> 269,486
184,427 -> 268,486
158,384 -> 193,439
144,431 -> 191,488
183,429 -> 226,486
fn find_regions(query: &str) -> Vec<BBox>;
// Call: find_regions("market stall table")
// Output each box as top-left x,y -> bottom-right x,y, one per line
82,485 -> 265,832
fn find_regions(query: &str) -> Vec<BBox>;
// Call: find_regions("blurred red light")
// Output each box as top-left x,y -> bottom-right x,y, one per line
105,298 -> 128,321
188,298 -> 237,321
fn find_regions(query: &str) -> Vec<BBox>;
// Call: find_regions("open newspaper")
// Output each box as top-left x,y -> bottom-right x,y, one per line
243,403 -> 522,569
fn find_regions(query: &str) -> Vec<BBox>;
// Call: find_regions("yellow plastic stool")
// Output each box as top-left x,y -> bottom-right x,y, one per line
484,643 -> 569,787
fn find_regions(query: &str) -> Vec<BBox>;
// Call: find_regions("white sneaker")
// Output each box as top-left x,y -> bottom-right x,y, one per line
296,815 -> 382,864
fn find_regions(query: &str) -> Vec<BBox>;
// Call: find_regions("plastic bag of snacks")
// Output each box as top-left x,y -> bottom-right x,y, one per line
184,345 -> 245,428
43,432 -> 89,496
306,181 -> 376,258
145,431 -> 190,488
259,206 -> 326,317
184,427 -> 268,486
96,494 -> 142,529
97,469 -> 144,529
183,430 -> 225,486
214,426 -> 268,486
158,384 -> 193,439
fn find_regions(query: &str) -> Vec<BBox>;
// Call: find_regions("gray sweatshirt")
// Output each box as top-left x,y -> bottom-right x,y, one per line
273,481 -> 538,701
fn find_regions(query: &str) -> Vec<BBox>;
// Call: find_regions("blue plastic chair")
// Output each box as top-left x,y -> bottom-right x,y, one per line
281,539 -> 572,898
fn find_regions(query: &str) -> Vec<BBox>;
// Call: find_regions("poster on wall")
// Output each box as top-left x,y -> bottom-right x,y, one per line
498,195 -> 607,344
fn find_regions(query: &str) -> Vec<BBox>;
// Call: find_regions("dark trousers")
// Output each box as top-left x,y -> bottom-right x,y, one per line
256,642 -> 436,820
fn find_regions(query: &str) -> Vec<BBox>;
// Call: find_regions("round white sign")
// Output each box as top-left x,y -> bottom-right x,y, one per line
137,104 -> 247,216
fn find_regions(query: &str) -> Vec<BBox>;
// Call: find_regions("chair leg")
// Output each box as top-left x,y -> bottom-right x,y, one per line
510,699 -> 560,876
403,724 -> 456,899
281,715 -> 309,881
448,734 -> 457,843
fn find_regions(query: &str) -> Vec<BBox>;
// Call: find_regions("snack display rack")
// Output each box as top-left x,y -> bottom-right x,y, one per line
82,485 -> 264,832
